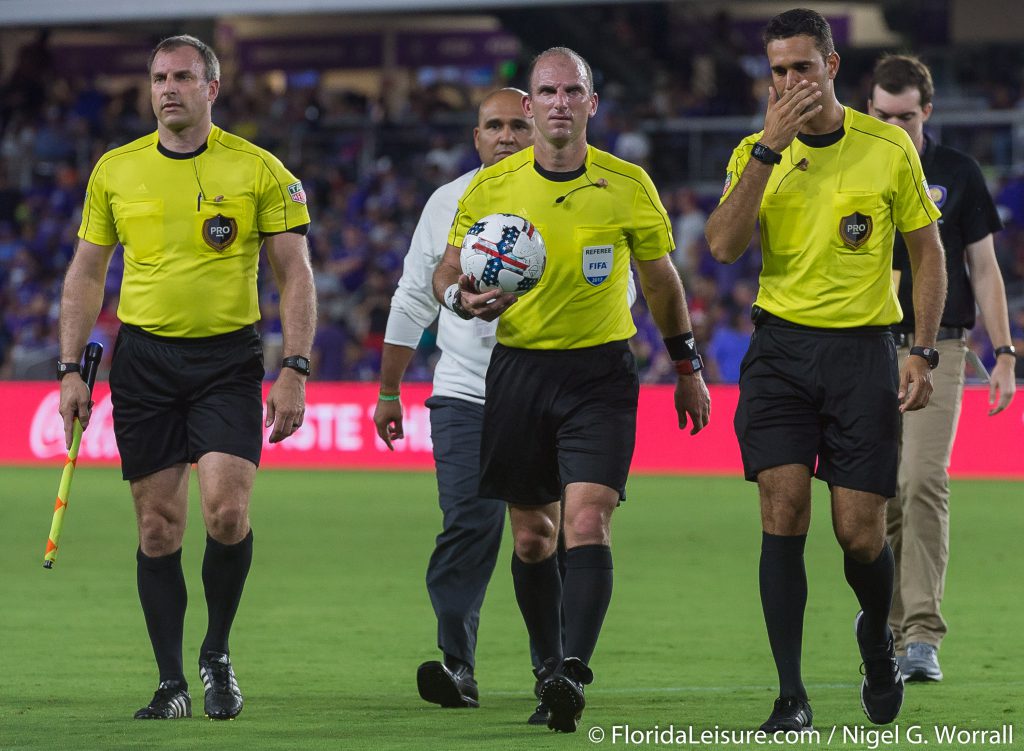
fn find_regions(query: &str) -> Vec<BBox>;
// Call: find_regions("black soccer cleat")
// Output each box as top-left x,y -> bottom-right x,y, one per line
527,703 -> 551,726
134,680 -> 192,719
527,660 -> 554,725
199,651 -> 244,720
855,611 -> 905,725
539,657 -> 593,733
759,696 -> 813,732
416,661 -> 480,708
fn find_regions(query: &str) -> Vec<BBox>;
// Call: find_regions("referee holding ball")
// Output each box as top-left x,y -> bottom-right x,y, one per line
706,9 -> 947,732
433,46 -> 710,734
58,35 -> 315,720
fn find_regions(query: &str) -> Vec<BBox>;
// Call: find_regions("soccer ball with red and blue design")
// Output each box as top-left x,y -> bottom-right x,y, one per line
460,214 -> 546,296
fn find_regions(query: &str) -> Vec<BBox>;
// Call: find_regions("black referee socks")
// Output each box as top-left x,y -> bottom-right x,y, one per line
760,532 -> 808,700
512,552 -> 563,665
562,544 -> 614,665
200,529 -> 254,657
844,542 -> 895,648
137,547 -> 188,685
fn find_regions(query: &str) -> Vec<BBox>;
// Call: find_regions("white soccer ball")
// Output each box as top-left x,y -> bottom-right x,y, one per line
460,213 -> 546,296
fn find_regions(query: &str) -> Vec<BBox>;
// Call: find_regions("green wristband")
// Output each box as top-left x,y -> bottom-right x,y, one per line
378,393 -> 400,401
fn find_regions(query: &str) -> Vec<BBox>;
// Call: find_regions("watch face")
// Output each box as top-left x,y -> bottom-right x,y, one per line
284,356 -> 310,375
911,347 -> 939,369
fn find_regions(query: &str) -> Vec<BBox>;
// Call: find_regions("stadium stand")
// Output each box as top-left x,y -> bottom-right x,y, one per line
1,8 -> 1022,382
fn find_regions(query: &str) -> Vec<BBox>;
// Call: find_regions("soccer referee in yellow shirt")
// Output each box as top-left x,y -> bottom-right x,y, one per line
58,36 -> 316,721
706,9 -> 947,733
433,47 -> 710,734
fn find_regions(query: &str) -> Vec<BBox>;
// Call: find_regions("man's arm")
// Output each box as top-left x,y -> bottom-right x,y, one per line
264,231 -> 316,443
705,161 -> 774,264
431,243 -> 515,321
58,239 -> 116,448
705,81 -> 823,263
374,187 -> 455,449
966,233 -> 1016,414
374,343 -> 416,450
633,254 -> 710,434
900,222 -> 947,412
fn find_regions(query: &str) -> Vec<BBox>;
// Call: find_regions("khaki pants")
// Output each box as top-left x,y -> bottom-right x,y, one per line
887,337 -> 966,650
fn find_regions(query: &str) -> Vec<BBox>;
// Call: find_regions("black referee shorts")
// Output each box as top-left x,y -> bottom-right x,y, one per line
479,340 -> 639,506
109,324 -> 265,481
734,313 -> 900,497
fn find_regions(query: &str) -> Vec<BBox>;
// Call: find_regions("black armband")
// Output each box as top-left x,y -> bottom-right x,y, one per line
664,332 -> 704,375
664,332 -> 697,361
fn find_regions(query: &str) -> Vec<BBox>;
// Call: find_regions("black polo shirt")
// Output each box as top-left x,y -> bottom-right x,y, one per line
893,135 -> 1003,331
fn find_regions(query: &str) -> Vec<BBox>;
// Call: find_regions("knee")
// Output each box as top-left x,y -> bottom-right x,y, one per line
762,501 -> 810,536
564,508 -> 610,547
205,501 -> 249,543
137,510 -> 184,555
836,526 -> 883,563
513,524 -> 557,563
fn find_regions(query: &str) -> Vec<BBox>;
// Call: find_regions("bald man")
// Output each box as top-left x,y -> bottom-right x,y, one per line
373,89 -> 538,715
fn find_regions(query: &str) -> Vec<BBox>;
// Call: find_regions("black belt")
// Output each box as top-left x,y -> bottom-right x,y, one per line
751,305 -> 890,334
893,326 -> 965,347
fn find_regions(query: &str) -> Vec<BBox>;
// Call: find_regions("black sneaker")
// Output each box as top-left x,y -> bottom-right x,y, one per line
855,611 -> 904,724
759,696 -> 813,732
416,661 -> 480,708
540,657 -> 593,733
133,680 -> 192,719
199,651 -> 244,720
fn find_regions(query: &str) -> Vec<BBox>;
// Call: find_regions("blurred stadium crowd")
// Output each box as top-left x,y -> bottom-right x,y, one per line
2,19 -> 1023,383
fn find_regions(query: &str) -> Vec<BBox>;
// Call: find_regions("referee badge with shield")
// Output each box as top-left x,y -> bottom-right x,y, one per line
202,213 -> 238,252
839,211 -> 873,250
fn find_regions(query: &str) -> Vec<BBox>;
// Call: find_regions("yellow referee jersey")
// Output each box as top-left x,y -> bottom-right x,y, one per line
721,107 -> 940,328
79,125 -> 311,337
448,145 -> 673,349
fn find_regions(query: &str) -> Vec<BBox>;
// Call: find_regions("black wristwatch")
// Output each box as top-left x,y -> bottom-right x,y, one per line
751,141 -> 782,165
282,355 -> 311,376
909,345 -> 939,370
56,361 -> 81,381
994,345 -> 1017,359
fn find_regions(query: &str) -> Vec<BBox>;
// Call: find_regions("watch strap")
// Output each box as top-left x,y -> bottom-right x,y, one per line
994,345 -> 1017,358
444,283 -> 474,321
282,355 -> 311,376
909,345 -> 939,369
56,361 -> 81,381
751,141 -> 783,165
674,354 -> 705,376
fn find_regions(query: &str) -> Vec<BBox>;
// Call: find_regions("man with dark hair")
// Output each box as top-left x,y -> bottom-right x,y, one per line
59,35 -> 315,720
869,53 -> 1016,683
706,8 -> 946,732
433,46 -> 710,733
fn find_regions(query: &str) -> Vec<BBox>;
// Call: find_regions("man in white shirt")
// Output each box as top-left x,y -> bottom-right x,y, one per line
373,88 -> 536,715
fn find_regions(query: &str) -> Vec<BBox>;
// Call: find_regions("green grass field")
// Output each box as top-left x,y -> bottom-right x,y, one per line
1,468 -> 1021,750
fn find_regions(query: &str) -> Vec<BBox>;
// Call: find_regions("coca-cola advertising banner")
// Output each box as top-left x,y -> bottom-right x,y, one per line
5,383 -> 1022,477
